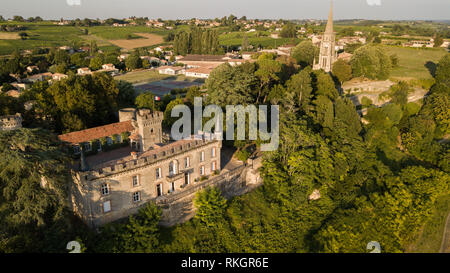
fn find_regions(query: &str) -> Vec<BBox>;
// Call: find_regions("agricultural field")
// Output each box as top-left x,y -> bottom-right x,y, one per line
383,45 -> 448,80
108,33 -> 164,50
0,32 -> 19,39
0,22 -> 172,55
219,31 -> 300,49
0,23 -> 87,55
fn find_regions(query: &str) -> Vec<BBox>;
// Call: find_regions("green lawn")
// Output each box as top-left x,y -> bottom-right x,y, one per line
383,45 -> 448,80
406,194 -> 450,253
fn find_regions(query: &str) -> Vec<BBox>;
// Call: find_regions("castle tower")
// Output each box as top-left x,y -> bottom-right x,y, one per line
136,109 -> 164,152
0,113 -> 23,131
314,1 -> 337,72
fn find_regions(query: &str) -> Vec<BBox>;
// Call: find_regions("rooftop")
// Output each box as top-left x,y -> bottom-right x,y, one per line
58,120 -> 134,145
181,54 -> 227,62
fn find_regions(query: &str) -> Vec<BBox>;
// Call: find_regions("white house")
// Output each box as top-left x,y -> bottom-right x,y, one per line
77,67 -> 92,75
157,66 -> 185,75
184,67 -> 214,79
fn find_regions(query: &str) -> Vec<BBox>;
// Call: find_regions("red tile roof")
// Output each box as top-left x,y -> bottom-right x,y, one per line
59,121 -> 134,145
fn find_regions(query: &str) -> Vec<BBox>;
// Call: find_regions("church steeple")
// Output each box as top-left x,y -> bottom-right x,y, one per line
325,1 -> 334,34
313,0 -> 337,73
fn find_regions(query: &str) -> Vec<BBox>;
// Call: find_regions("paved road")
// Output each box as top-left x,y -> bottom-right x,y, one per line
439,212 -> 450,253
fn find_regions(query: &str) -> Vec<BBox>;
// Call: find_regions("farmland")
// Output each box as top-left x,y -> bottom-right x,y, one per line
0,22 -> 170,55
108,33 -> 165,50
383,45 -> 448,80
219,31 -> 301,48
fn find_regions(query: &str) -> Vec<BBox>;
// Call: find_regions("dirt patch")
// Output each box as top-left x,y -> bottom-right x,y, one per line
108,33 -> 164,50
0,33 -> 20,40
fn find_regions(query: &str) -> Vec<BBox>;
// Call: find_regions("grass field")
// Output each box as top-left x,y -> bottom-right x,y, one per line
108,33 -> 164,50
406,194 -> 450,253
383,45 -> 448,80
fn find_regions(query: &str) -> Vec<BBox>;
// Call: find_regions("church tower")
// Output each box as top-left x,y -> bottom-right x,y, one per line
314,1 -> 337,72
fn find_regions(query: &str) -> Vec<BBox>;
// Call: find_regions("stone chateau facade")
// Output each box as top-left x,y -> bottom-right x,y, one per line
59,108 -> 222,227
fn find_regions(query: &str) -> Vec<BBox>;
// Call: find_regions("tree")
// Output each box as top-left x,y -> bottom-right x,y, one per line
0,128 -> 82,252
291,41 -> 318,67
163,98 -> 185,127
120,203 -> 161,253
89,55 -> 104,71
18,32 -> 28,40
332,59 -> 352,84
255,55 -> 282,103
389,81 -> 412,106
206,63 -> 258,107
280,23 -> 297,38
135,92 -> 158,111
350,45 -> 392,80
313,70 -> 339,101
125,54 -> 142,71
116,80 -> 136,108
434,35 -> 444,48
242,34 -> 250,51
285,69 -> 313,111
194,187 -> 227,227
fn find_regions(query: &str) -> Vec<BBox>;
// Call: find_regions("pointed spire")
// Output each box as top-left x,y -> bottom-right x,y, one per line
325,0 -> 334,34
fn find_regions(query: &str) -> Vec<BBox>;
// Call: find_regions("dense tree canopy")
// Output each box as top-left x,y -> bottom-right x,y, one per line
350,45 -> 392,80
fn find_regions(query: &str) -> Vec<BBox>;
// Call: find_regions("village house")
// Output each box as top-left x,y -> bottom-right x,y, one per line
118,53 -> 130,61
157,66 -> 186,75
61,108 -> 222,227
25,72 -> 53,83
96,64 -> 119,75
26,65 -> 39,74
184,67 -> 214,79
77,67 -> 93,75
52,73 -> 69,81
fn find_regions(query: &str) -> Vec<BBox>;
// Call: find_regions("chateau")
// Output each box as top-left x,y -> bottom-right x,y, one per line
59,108 -> 223,227
0,113 -> 22,131
313,1 -> 337,72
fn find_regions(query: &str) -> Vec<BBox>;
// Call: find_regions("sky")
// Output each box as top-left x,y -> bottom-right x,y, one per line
0,0 -> 449,21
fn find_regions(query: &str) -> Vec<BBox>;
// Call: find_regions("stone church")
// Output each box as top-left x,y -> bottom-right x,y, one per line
313,1 -> 337,72
59,108 -> 222,227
